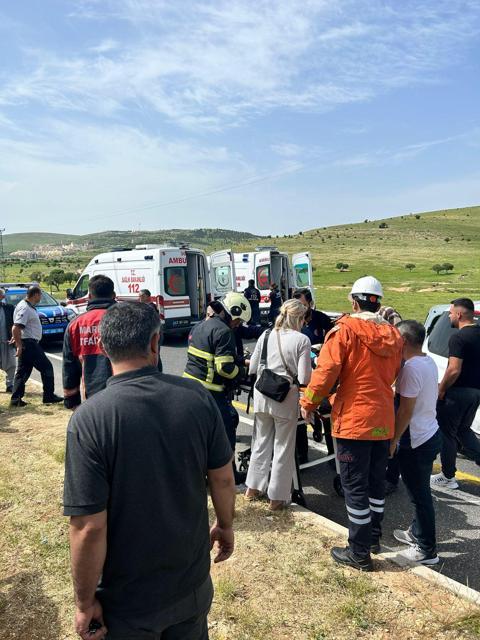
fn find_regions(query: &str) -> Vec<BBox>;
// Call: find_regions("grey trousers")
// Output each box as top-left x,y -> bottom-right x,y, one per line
104,576 -> 213,640
0,342 -> 16,388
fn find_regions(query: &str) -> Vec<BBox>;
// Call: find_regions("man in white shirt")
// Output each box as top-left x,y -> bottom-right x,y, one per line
390,320 -> 441,565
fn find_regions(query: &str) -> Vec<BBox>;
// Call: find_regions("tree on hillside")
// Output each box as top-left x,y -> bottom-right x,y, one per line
45,269 -> 66,291
336,262 -> 349,272
30,271 -> 44,282
405,263 -> 416,272
441,263 -> 454,273
378,222 -> 388,229
63,271 -> 77,284
431,264 -> 442,275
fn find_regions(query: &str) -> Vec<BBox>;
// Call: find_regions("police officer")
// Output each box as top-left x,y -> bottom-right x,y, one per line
184,292 -> 251,485
0,287 -> 16,392
244,279 -> 261,326
300,276 -> 403,571
10,285 -> 63,407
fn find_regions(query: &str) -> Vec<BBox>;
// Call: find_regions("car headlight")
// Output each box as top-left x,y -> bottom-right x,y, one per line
66,309 -> 77,320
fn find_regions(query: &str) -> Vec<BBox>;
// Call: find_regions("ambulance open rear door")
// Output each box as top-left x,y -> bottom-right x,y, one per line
292,252 -> 314,299
210,250 -> 236,299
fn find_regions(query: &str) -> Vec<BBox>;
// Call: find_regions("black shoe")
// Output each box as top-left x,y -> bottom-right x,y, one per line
43,395 -> 63,404
370,542 -> 381,555
5,386 -> 13,393
384,481 -> 398,496
331,546 -> 374,572
10,399 -> 27,408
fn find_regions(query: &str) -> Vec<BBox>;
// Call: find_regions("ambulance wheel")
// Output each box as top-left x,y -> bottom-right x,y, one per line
333,475 -> 344,497
292,489 -> 306,507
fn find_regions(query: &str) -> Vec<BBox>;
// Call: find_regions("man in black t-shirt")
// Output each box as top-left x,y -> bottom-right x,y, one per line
431,297 -> 480,489
63,303 -> 235,640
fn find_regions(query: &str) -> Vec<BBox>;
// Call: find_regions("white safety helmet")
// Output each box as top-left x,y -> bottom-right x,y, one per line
222,291 -> 251,323
349,276 -> 384,302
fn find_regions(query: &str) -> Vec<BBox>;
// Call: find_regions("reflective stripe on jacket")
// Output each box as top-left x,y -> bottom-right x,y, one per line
183,316 -> 240,392
300,312 -> 403,440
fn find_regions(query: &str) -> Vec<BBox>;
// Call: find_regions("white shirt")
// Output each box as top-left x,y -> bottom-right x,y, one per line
13,299 -> 42,342
249,328 -> 312,419
397,355 -> 439,448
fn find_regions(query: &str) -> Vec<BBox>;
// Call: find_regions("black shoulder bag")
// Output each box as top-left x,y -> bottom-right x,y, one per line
255,330 -> 295,402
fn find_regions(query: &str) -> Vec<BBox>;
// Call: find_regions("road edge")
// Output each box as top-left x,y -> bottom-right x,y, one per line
292,504 -> 480,606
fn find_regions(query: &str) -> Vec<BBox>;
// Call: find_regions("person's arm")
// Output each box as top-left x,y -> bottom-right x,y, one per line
11,324 -> 23,357
207,461 -> 235,563
390,395 -> 417,457
213,328 -> 240,381
63,324 -> 83,409
438,356 -> 462,400
69,511 -> 108,640
248,332 -> 264,376
296,337 -> 312,386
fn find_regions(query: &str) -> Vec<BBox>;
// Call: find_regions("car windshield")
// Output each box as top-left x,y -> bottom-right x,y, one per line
428,311 -> 480,358
6,290 -> 59,307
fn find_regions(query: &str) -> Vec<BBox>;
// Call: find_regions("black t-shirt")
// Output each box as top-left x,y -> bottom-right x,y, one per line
302,309 -> 333,345
269,290 -> 282,309
244,286 -> 260,305
63,366 -> 232,615
448,325 -> 480,389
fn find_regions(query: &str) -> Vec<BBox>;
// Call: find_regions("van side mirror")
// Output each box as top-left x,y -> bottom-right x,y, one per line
66,288 -> 74,300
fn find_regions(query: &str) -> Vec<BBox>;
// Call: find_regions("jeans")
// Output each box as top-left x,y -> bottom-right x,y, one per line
398,430 -> 441,553
437,387 -> 480,478
104,576 -> 213,639
11,339 -> 55,401
337,438 -> 389,557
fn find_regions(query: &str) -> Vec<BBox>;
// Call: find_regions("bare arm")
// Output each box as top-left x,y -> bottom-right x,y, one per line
207,460 -> 235,563
11,325 -> 23,356
69,511 -> 108,639
438,356 -> 462,400
390,395 -> 416,457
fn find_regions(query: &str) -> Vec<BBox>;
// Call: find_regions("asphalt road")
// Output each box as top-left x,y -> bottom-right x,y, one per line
35,336 -> 480,592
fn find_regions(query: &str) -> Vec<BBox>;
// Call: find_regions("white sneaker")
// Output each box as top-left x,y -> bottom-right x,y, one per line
400,544 -> 440,566
235,483 -> 247,493
430,472 -> 459,489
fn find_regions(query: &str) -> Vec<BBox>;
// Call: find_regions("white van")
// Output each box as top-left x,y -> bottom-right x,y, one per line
66,245 -> 211,334
209,248 -> 313,320
423,301 -> 480,434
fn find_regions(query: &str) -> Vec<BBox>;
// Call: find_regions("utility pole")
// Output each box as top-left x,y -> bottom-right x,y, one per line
0,228 -> 5,282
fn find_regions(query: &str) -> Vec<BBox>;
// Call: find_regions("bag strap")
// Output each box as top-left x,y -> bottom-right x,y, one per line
275,330 -> 299,385
260,329 -> 271,365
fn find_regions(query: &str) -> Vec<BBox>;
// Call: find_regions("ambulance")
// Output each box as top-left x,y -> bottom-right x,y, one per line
66,245 -> 211,333
209,248 -> 313,320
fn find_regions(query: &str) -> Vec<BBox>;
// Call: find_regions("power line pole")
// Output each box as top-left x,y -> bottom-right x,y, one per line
0,228 -> 5,282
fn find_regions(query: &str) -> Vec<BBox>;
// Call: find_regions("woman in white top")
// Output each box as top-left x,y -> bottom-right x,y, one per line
245,299 -> 312,510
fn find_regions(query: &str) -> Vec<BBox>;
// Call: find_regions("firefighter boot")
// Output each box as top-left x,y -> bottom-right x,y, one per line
330,546 -> 374,572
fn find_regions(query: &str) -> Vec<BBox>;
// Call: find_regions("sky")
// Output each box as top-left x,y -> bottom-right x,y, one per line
1,0 -> 480,236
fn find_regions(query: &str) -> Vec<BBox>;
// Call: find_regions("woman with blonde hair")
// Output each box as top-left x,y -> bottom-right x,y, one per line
245,299 -> 312,509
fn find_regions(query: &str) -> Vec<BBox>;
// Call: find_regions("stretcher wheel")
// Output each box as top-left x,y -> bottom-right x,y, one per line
333,474 -> 344,497
292,489 -> 307,507
312,428 -> 323,443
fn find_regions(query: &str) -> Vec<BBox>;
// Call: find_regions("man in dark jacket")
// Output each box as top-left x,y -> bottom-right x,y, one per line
244,280 -> 261,326
63,275 -> 116,409
0,287 -> 16,392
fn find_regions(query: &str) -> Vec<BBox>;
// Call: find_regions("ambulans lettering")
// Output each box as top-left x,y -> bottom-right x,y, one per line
168,257 -> 187,264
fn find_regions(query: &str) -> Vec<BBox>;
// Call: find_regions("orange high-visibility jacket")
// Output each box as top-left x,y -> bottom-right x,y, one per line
300,312 -> 403,440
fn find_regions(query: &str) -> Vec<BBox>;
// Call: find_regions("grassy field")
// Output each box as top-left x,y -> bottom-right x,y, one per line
1,377 -> 480,639
2,205 -> 480,319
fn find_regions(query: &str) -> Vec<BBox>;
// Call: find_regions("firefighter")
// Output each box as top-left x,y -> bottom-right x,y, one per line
184,292 -> 251,485
300,276 -> 403,571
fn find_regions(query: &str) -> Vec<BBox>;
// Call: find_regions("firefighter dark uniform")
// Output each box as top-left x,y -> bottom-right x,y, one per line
184,314 -> 244,480
300,312 -> 403,567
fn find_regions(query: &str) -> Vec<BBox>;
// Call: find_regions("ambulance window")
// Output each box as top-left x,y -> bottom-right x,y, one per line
73,274 -> 89,299
214,265 -> 231,289
294,263 -> 309,287
164,267 -> 187,296
256,265 -> 270,290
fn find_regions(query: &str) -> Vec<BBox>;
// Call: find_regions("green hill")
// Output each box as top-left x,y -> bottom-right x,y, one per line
261,205 -> 480,318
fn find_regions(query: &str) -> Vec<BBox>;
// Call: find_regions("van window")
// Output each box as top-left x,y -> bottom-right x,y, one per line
165,267 -> 187,296
73,274 -> 89,299
214,265 -> 232,290
428,311 -> 480,357
294,263 -> 309,287
256,265 -> 270,290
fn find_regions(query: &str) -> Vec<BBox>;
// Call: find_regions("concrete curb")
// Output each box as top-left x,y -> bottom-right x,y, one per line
291,504 -> 480,606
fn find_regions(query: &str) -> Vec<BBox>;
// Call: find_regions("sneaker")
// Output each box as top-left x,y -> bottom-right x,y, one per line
400,544 -> 439,566
10,399 -> 27,408
235,483 -> 247,494
5,386 -> 13,393
430,472 -> 459,489
393,528 -> 418,546
43,395 -> 63,405
370,542 -> 381,555
330,546 -> 373,572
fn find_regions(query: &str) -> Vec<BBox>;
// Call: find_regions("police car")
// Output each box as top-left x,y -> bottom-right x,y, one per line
3,283 -> 76,339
